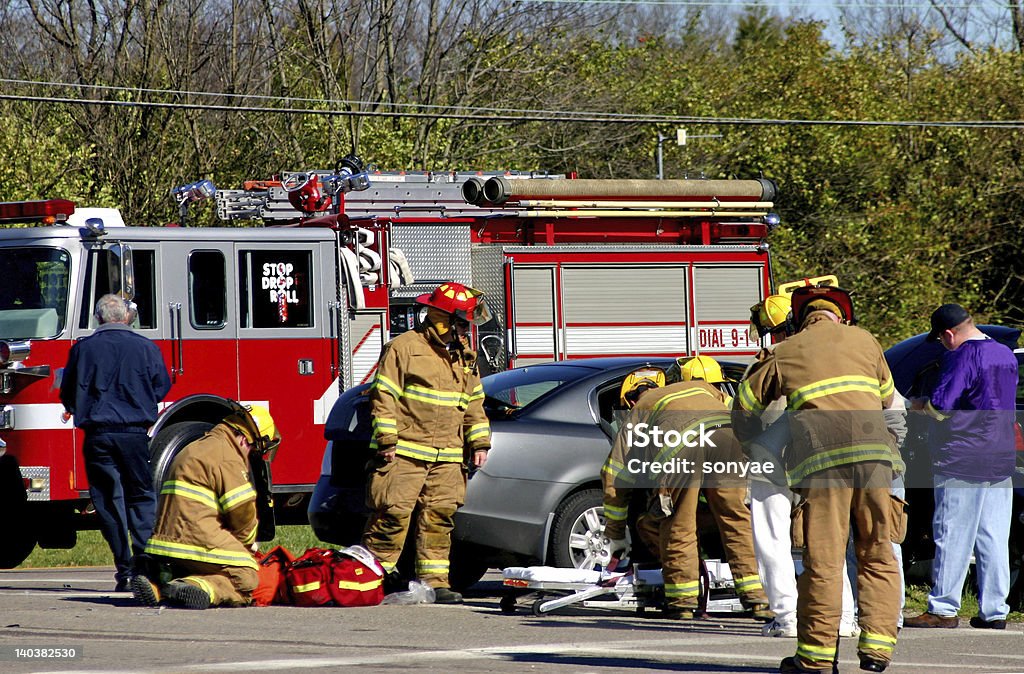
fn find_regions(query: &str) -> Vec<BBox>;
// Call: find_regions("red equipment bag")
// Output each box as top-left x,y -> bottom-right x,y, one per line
252,545 -> 296,607
328,545 -> 385,607
286,548 -> 337,607
285,546 -> 385,607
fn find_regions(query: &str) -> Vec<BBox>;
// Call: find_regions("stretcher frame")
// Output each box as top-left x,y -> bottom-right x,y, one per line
499,560 -> 746,617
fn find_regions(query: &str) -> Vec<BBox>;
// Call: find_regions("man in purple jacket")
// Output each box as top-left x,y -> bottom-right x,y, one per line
904,304 -> 1018,630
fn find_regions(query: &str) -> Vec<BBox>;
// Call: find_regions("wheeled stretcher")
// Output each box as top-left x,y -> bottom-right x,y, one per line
500,561 -> 745,616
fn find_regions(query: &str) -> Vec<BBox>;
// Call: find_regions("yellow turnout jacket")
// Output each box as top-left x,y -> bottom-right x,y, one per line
145,424 -> 259,569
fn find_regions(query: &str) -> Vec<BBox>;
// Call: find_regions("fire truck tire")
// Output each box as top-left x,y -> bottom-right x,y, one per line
150,421 -> 214,487
548,488 -> 606,570
0,527 -> 37,569
0,455 -> 37,568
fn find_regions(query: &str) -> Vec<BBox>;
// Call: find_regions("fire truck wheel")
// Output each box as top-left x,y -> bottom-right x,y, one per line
548,488 -> 607,570
150,421 -> 214,487
0,455 -> 37,568
0,520 -> 37,568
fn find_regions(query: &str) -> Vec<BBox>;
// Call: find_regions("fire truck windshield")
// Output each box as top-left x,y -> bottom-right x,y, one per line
0,247 -> 71,339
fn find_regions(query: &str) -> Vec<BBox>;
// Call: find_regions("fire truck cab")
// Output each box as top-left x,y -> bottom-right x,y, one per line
0,170 -> 779,568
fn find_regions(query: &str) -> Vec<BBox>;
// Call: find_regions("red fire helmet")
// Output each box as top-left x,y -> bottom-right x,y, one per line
416,282 -> 493,325
790,285 -> 856,325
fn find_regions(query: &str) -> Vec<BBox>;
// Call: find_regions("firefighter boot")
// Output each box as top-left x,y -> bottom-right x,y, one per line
662,607 -> 700,620
779,656 -> 839,674
741,596 -> 774,622
130,575 -> 161,607
432,587 -> 464,604
858,656 -> 887,672
163,580 -> 212,610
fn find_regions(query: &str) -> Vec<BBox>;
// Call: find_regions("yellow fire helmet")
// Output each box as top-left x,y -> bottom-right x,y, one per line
677,355 -> 727,383
748,294 -> 794,341
224,403 -> 281,461
619,367 -> 666,407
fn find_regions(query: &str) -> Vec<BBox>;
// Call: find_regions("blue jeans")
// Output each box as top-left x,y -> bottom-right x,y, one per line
83,430 -> 156,582
928,475 -> 1012,620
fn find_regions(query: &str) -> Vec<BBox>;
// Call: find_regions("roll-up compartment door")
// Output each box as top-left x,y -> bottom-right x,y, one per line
561,265 -> 687,357
510,265 -> 556,365
692,265 -> 765,354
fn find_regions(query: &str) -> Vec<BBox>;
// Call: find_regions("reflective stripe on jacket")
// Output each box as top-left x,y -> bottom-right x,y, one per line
601,381 -> 738,539
145,424 -> 259,570
731,315 -> 900,484
370,327 -> 491,463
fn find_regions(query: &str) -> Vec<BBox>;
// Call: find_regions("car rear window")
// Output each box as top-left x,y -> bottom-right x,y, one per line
483,364 -> 596,411
1017,352 -> 1024,409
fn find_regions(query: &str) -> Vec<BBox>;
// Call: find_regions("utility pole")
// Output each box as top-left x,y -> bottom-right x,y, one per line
656,132 -> 667,180
656,128 -> 723,179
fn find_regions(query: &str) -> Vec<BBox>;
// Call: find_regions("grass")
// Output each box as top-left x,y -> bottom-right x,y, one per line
905,584 -> 1024,622
18,525 -> 325,570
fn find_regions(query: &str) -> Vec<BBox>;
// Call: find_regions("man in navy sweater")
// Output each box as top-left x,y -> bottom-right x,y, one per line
60,294 -> 171,591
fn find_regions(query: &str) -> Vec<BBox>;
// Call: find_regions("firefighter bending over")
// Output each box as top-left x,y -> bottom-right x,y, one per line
601,356 -> 770,621
362,282 -> 492,604
131,405 -> 280,609
732,286 -> 901,673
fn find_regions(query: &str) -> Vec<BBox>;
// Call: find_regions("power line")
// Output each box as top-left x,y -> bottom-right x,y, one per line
0,78 -> 685,122
1,90 -> 1022,129
522,0 -> 979,7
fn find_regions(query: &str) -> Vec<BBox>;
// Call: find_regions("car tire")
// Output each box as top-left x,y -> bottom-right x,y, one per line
548,488 -> 609,570
449,542 -> 490,591
150,421 -> 213,488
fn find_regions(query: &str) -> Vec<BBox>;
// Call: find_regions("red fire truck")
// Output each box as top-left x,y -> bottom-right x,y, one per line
0,167 -> 778,567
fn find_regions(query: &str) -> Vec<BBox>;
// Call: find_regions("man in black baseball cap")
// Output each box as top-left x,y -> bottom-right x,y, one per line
906,301 -> 1019,631
926,303 -> 971,342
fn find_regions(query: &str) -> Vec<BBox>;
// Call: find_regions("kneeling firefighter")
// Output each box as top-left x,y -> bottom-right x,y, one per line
601,356 -> 770,620
132,403 -> 280,609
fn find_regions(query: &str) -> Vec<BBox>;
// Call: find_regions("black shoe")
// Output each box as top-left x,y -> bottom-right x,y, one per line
859,656 -> 888,672
432,587 -> 464,604
163,580 -> 211,609
114,578 -> 130,593
969,616 -> 1007,630
130,575 -> 162,607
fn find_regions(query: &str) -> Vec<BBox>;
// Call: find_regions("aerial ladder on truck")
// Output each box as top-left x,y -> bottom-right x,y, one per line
207,165 -> 780,376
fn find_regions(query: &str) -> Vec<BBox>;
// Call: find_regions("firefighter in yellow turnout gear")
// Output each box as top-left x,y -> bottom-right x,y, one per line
362,282 -> 492,604
132,404 -> 280,609
732,286 -> 902,673
602,356 -> 769,620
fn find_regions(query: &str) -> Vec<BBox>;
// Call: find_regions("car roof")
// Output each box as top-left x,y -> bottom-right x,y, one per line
885,324 -> 1021,396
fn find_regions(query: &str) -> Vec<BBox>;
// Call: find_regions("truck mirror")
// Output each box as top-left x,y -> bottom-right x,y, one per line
479,334 -> 503,372
108,243 -> 135,300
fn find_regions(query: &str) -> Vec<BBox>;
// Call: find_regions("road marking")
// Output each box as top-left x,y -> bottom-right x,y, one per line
36,634 -> 1024,674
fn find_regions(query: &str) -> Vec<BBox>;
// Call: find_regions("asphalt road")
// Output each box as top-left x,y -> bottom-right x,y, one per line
1,567 -> 1022,674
